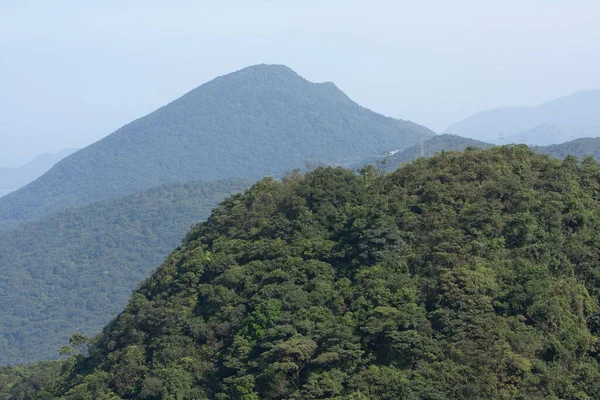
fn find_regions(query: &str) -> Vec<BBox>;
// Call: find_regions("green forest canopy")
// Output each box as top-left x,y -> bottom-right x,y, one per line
8,146 -> 600,399
532,137 -> 600,161
0,179 -> 249,365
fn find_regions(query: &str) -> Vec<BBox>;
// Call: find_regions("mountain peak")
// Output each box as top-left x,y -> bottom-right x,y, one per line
205,64 -> 341,94
211,63 -> 305,85
178,63 -> 343,108
237,63 -> 298,74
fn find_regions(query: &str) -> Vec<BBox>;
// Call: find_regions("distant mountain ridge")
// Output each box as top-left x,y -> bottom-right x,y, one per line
446,90 -> 600,144
504,123 -> 600,146
0,64 -> 433,231
0,148 -> 78,195
361,134 -> 600,171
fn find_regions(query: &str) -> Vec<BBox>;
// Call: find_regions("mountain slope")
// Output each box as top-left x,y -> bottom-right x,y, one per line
0,64 -> 434,231
534,137 -> 600,160
446,90 -> 600,143
0,178 -> 249,365
376,134 -> 492,169
0,148 -> 78,195
27,147 -> 600,399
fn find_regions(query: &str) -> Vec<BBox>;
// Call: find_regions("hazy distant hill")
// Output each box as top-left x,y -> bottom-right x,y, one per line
446,90 -> 600,143
0,64 -> 433,231
357,134 -> 492,170
504,123 -> 600,146
385,135 -> 491,167
0,149 -> 78,195
361,134 -> 600,171
0,178 -> 248,365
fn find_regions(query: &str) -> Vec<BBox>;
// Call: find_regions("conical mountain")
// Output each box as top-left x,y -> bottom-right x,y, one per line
29,147 -> 600,399
0,64 -> 434,231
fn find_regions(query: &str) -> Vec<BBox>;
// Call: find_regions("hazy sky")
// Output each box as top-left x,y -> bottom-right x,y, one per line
1,0 -> 599,166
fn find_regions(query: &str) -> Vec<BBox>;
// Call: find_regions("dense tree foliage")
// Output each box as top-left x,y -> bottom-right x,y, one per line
0,179 -> 248,365
0,361 -> 62,399
16,146 -> 600,399
0,64 -> 433,231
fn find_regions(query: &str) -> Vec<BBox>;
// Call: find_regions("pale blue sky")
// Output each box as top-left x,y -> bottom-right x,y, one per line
1,0 -> 599,166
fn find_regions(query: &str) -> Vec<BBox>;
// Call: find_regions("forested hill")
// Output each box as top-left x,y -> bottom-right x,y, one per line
0,178 -> 249,365
0,64 -> 434,231
534,137 -> 600,160
24,146 -> 600,399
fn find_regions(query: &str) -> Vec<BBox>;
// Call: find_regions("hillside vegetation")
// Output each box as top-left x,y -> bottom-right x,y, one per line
0,64 -> 433,231
15,146 -> 600,399
0,179 -> 248,365
533,137 -> 600,161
